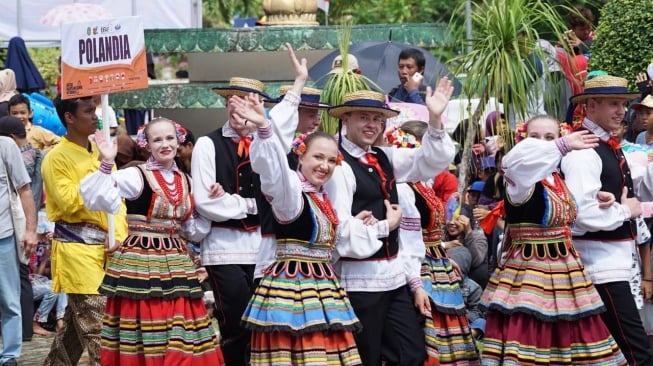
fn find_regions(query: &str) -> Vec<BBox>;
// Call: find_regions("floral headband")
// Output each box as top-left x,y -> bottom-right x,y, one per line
385,126 -> 421,148
291,133 -> 343,165
514,120 -> 573,144
135,120 -> 188,149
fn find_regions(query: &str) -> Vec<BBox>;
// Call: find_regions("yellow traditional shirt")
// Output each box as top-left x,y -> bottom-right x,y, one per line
41,136 -> 127,294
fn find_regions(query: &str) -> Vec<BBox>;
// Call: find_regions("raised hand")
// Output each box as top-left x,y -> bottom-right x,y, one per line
93,129 -> 118,163
424,77 -> 454,129
229,93 -> 268,128
286,42 -> 308,83
563,130 -> 599,150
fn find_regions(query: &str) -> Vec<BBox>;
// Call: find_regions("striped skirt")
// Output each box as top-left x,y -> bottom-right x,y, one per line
99,235 -> 222,365
480,242 -> 626,365
422,247 -> 480,365
242,260 -> 362,365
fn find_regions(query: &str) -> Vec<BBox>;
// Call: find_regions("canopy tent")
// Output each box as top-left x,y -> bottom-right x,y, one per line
1,0 -> 202,47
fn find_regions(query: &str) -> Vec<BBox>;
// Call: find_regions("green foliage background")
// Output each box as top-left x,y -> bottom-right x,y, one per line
589,0 -> 653,87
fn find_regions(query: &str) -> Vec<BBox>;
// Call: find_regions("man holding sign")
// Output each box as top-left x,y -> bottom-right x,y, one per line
42,96 -> 128,366
42,15 -> 144,366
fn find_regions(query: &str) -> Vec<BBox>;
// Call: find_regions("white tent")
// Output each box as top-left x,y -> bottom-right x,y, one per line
1,0 -> 202,47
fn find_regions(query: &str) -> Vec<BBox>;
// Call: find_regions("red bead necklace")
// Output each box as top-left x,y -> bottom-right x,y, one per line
309,192 -> 339,226
153,170 -> 184,207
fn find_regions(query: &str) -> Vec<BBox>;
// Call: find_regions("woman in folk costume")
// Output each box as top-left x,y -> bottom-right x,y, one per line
386,123 -> 480,365
79,118 -> 223,366
230,53 -> 365,365
480,115 -> 626,365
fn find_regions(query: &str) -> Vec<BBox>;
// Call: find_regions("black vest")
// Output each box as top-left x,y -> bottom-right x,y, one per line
275,194 -> 316,241
206,129 -> 274,234
126,168 -> 155,216
340,146 -> 399,260
572,138 -> 636,241
505,182 -> 546,225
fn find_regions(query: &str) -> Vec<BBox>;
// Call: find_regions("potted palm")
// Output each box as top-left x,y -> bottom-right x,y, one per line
319,20 -> 370,135
450,0 -> 573,193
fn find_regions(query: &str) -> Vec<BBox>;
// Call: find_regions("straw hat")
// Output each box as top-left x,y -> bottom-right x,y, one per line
631,95 -> 653,110
569,75 -> 639,104
212,77 -> 268,99
328,90 -> 400,119
264,85 -> 330,109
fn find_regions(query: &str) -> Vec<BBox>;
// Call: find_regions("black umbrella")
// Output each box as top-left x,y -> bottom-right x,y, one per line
308,41 -> 462,97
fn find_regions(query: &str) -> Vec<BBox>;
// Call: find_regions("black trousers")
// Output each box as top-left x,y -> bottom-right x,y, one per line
206,264 -> 255,366
20,262 -> 33,341
348,285 -> 426,366
595,281 -> 653,366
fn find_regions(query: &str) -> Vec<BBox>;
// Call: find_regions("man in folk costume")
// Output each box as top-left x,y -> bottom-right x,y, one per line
561,74 -> 653,365
42,96 -> 128,366
324,79 -> 455,365
192,77 -> 294,365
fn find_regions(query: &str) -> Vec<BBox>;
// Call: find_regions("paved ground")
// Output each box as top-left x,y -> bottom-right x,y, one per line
0,335 -> 90,366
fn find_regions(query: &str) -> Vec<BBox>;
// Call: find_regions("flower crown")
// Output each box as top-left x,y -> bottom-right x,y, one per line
135,120 -> 188,149
385,126 -> 421,148
514,120 -> 573,144
291,133 -> 343,165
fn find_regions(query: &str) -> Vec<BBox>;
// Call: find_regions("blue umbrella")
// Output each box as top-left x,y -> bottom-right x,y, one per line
5,36 -> 46,93
308,41 -> 462,96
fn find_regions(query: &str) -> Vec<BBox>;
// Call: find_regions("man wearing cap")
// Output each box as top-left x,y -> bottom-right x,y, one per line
191,45 -> 308,365
0,115 -> 44,341
561,74 -> 653,365
329,53 -> 362,75
324,78 -> 455,365
0,116 -> 37,366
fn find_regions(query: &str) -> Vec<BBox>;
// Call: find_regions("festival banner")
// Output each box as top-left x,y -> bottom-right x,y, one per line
60,16 -> 147,99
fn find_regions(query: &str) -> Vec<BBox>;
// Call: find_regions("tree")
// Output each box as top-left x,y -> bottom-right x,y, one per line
203,0 -> 262,28
449,0 -> 572,193
589,0 -> 653,87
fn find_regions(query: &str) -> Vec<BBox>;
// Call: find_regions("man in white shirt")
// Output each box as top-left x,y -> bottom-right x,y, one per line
325,80 -> 455,365
561,74 -> 653,365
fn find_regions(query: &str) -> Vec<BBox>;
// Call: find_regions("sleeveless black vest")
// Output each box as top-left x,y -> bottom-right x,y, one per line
206,128 -> 274,234
340,146 -> 399,260
505,182 -> 546,225
572,136 -> 636,241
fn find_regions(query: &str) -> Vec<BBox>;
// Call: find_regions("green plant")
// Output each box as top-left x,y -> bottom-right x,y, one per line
589,0 -> 653,87
27,47 -> 60,98
203,0 -> 262,28
319,20 -> 370,135
449,0 -> 572,193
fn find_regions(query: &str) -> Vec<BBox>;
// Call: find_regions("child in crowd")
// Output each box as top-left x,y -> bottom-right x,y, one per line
634,95 -> 653,148
8,94 -> 60,153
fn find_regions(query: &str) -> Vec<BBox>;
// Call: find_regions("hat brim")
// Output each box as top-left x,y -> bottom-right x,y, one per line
212,86 -> 268,99
570,92 -> 640,104
264,99 -> 330,110
328,105 -> 400,119
632,103 -> 653,110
